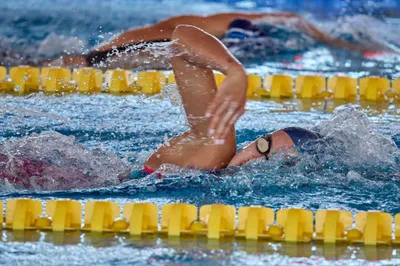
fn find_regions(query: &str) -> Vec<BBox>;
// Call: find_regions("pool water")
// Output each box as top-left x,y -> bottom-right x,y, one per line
0,93 -> 399,265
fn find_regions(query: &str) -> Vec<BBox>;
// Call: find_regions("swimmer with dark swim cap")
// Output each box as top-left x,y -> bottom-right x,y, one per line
2,25 -> 325,187
51,12 -> 391,69
129,25 -> 324,175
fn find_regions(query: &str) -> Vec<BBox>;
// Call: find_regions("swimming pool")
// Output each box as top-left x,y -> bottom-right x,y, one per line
1,0 -> 400,265
1,88 -> 400,265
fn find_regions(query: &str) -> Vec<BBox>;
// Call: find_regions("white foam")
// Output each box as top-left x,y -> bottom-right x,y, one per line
38,33 -> 88,57
327,15 -> 400,53
313,105 -> 399,167
0,131 -> 131,191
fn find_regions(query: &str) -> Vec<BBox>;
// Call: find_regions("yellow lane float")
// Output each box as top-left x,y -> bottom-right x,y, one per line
73,67 -> 103,93
5,199 -> 42,230
236,206 -> 274,240
276,208 -> 313,242
167,73 -> 176,84
122,203 -> 158,235
137,71 -> 166,95
160,203 -> 197,237
0,66 -> 6,81
2,198 -> 400,246
198,204 -> 236,239
296,75 -> 326,99
0,66 -> 12,91
264,74 -> 293,98
327,76 -> 357,100
391,78 -> 400,100
35,200 -> 82,231
9,66 -> 40,93
214,73 -> 225,87
247,74 -> 263,97
82,201 -> 120,232
347,211 -> 392,245
0,200 -> 2,229
41,67 -> 73,92
359,77 -> 390,101
315,210 -> 352,244
105,69 -> 135,93
394,214 -> 400,244
0,66 -> 399,104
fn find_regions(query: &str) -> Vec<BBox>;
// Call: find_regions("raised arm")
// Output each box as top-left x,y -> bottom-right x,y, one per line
171,24 -> 248,139
144,25 -> 247,170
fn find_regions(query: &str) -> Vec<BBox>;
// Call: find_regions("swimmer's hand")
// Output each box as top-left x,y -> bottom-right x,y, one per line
206,66 -> 247,140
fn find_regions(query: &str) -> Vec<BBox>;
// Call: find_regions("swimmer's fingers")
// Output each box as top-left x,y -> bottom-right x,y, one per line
220,107 -> 244,139
208,98 -> 231,136
214,102 -> 241,140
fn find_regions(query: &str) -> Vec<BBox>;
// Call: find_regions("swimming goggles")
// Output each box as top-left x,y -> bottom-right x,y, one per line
256,134 -> 272,160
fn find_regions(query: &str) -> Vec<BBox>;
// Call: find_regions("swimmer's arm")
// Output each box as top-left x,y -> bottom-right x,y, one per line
94,24 -> 173,52
293,15 -> 395,53
207,12 -> 300,21
289,16 -> 367,53
244,12 -> 367,53
94,15 -> 227,52
172,25 -> 244,74
93,12 -> 300,53
172,25 -> 247,139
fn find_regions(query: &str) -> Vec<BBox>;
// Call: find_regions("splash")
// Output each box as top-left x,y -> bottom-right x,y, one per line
0,131 -> 131,191
202,105 -> 400,199
313,105 -> 399,168
328,15 -> 400,53
161,84 -> 182,107
223,14 -> 400,65
37,33 -> 88,57
92,41 -> 173,69
0,36 -> 38,66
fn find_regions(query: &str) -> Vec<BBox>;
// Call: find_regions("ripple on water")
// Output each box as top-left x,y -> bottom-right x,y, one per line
0,95 -> 399,265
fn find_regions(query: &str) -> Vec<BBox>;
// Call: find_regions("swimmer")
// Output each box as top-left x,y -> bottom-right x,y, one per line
0,131 -> 131,190
51,12 -> 391,69
136,25 -> 322,175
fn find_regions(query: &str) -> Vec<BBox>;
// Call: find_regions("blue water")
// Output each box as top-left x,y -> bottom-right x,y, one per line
1,0 -> 400,265
0,94 -> 399,265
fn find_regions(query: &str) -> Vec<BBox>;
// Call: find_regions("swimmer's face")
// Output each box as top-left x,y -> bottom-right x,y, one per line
228,131 -> 295,167
228,140 -> 265,167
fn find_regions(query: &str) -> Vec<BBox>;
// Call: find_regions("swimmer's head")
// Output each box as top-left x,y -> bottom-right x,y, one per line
228,130 -> 296,167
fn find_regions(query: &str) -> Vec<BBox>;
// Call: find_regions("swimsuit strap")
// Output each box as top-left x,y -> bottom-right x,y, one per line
143,166 -> 155,175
